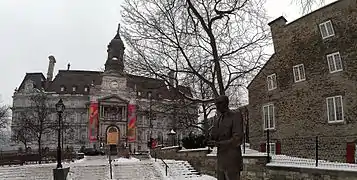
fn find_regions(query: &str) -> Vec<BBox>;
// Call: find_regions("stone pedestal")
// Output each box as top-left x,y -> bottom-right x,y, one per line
53,167 -> 70,180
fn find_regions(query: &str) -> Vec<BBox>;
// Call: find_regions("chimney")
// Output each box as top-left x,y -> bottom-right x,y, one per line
47,55 -> 56,81
67,63 -> 71,70
168,70 -> 175,87
268,16 -> 287,52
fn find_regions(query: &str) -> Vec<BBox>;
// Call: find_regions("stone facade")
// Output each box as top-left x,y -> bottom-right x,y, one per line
152,147 -> 357,180
11,25 -> 197,153
248,0 -> 357,162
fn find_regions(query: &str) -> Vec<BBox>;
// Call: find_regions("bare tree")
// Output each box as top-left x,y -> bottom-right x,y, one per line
291,0 -> 326,14
14,92 -> 55,164
121,0 -> 270,103
0,103 -> 9,129
12,126 -> 33,150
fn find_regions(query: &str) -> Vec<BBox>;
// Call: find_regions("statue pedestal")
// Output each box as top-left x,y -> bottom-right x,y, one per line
53,167 -> 70,180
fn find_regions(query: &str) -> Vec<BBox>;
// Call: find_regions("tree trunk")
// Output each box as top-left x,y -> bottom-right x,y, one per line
202,104 -> 209,139
38,139 -> 42,164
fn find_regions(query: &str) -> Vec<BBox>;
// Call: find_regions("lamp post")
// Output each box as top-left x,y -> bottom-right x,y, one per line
148,91 -> 153,138
55,99 -> 65,168
168,129 -> 176,146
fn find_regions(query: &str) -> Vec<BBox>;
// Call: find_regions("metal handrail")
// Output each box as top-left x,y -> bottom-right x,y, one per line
154,151 -> 169,176
160,157 -> 169,176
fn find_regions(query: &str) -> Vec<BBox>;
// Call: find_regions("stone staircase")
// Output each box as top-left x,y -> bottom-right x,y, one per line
156,159 -> 201,179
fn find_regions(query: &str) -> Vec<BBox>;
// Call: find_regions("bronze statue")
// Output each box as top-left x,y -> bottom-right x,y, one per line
209,95 -> 244,180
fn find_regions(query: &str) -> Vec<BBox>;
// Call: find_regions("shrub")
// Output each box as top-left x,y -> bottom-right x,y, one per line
181,134 -> 207,149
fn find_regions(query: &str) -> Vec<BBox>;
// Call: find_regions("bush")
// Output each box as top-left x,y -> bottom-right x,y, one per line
181,134 -> 207,149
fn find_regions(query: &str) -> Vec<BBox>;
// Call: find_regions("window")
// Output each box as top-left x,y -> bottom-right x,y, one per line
137,130 -> 142,141
84,86 -> 89,92
293,64 -> 306,82
60,86 -> 65,92
263,104 -> 275,130
326,52 -> 343,73
137,91 -> 141,96
72,86 -> 77,92
142,115 -> 146,125
267,74 -> 277,91
266,143 -> 276,155
326,96 -> 344,123
319,20 -> 335,39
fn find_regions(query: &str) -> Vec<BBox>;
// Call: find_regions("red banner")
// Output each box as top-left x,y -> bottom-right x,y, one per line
89,102 -> 99,142
127,104 -> 136,142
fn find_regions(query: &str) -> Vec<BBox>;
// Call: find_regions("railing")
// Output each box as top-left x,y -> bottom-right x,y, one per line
160,158 -> 169,176
153,150 -> 169,176
263,129 -> 357,167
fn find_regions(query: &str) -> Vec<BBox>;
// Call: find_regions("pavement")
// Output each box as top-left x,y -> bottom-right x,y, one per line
0,156 -> 164,180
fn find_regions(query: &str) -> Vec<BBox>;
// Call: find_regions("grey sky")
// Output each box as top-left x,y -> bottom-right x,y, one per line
0,0 -> 335,106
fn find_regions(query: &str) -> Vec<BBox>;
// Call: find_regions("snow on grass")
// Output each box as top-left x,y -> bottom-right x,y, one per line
269,155 -> 357,172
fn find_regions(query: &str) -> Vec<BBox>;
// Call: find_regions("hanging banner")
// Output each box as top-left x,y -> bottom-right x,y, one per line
89,102 -> 99,142
127,104 -> 137,142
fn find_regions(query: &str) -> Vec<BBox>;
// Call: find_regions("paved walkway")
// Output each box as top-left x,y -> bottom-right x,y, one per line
0,156 -> 164,180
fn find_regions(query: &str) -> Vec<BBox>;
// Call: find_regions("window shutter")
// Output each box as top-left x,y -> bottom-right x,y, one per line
276,142 -> 281,154
346,142 -> 355,163
260,143 -> 266,152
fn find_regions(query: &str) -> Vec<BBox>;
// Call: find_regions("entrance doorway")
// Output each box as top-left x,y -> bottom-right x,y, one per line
107,126 -> 120,155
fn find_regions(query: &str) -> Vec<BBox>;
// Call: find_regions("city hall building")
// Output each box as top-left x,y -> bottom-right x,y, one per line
11,25 -> 197,153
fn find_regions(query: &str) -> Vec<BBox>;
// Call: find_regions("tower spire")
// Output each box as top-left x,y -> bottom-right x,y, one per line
114,23 -> 121,39
105,23 -> 125,74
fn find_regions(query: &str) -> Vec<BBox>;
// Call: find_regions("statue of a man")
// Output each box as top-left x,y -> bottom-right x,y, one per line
209,95 -> 244,180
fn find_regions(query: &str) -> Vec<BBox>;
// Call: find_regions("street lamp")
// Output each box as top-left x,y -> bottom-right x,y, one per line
148,91 -> 153,137
55,99 -> 65,168
168,129 -> 176,146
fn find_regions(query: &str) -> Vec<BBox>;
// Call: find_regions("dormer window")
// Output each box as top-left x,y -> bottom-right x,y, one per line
137,91 -> 141,96
60,86 -> 66,92
72,86 -> 77,92
147,91 -> 152,99
84,86 -> 89,92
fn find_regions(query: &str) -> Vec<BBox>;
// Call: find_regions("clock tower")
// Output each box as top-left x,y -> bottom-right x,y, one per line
101,24 -> 127,92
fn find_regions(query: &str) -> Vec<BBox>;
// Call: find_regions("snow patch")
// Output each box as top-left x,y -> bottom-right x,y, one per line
161,146 -> 180,150
112,157 -> 140,164
178,147 -> 209,152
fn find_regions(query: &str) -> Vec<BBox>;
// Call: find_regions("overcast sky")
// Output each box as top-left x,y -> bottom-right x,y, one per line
0,0 -> 335,106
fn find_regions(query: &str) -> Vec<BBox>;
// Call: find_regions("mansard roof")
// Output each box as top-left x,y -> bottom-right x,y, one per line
17,70 -> 192,100
18,73 -> 46,91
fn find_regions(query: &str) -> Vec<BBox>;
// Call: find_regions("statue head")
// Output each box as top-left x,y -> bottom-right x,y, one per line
215,95 -> 229,113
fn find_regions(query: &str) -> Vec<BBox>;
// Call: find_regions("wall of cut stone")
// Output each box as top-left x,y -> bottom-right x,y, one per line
152,147 -> 357,180
248,0 -> 357,163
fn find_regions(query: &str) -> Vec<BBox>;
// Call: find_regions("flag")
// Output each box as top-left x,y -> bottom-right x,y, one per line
127,104 -> 136,142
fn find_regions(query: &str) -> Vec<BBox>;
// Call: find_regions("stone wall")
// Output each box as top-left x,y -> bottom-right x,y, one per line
151,147 -> 357,180
248,0 -> 357,163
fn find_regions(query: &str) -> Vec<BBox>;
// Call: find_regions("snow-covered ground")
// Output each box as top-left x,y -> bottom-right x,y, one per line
0,156 -> 163,180
153,158 -> 217,180
207,144 -> 357,172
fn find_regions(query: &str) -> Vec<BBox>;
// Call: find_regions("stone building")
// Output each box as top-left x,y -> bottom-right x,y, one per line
248,0 -> 357,163
11,25 -> 197,153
